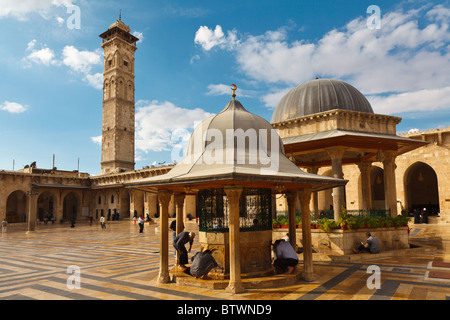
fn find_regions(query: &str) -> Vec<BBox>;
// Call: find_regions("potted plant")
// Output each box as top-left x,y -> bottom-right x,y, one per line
347,216 -> 359,230
393,215 -> 410,227
295,216 -> 302,229
272,218 -> 281,229
279,217 -> 289,229
384,217 -> 395,228
366,217 -> 380,229
338,208 -> 349,230
318,218 -> 337,232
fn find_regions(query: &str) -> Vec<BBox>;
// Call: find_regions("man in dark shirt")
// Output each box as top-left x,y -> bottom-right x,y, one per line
353,232 -> 381,254
190,250 -> 218,279
170,219 -> 184,255
173,231 -> 195,268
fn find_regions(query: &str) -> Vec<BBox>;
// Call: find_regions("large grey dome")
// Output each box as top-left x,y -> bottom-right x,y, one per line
271,78 -> 374,123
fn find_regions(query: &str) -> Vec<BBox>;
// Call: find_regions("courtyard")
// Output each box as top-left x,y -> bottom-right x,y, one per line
0,220 -> 449,301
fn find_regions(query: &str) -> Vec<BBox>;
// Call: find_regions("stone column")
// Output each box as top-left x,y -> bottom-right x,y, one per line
224,186 -> 245,294
131,190 -> 144,218
382,150 -> 398,217
174,193 -> 186,265
298,188 -> 315,282
327,147 -> 346,220
175,194 -> 185,234
286,192 -> 298,251
157,191 -> 172,283
26,189 -> 39,233
306,167 -> 319,214
358,162 -> 372,210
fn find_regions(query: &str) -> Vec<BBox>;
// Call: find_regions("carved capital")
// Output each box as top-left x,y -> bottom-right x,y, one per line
326,147 -> 346,160
224,186 -> 243,204
157,191 -> 172,206
382,150 -> 397,164
285,191 -> 298,206
174,193 -> 185,208
357,162 -> 372,174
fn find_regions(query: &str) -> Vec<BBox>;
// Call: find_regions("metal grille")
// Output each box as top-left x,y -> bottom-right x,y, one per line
198,188 -> 272,233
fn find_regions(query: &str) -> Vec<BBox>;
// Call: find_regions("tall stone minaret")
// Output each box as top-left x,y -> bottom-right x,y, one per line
99,16 -> 139,174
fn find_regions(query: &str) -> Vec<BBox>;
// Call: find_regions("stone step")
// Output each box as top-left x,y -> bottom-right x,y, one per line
431,261 -> 450,269
170,267 -> 303,290
424,260 -> 450,283
428,270 -> 450,280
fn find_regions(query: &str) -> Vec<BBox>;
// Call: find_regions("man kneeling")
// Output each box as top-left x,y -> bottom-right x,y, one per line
190,250 -> 218,279
273,240 -> 298,274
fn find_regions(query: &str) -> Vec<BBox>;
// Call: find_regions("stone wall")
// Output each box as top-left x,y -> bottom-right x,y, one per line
273,227 -> 410,255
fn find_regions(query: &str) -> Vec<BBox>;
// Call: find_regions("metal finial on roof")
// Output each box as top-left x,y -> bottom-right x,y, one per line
231,84 -> 237,100
119,10 -> 122,21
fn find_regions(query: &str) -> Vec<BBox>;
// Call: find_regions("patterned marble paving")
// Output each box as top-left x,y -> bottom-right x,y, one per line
1,221 -> 449,301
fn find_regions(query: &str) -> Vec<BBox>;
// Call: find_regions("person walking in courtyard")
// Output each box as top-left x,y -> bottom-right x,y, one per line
1,219 -> 7,233
138,215 -> 145,233
100,215 -> 106,229
173,231 -> 195,269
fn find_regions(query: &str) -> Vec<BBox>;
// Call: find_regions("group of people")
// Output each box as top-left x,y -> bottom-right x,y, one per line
173,230 -> 381,280
171,219 -> 218,279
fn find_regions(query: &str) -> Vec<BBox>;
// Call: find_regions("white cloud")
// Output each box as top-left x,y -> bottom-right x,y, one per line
26,39 -> 36,51
261,88 -> 291,109
26,47 -> 58,66
84,73 -> 103,90
196,5 -> 450,113
0,0 -> 73,20
61,46 -> 102,88
23,41 -> 102,89
194,25 -> 239,51
132,31 -> 143,42
206,83 -> 255,98
135,100 -> 213,153
23,40 -> 59,66
0,101 -> 28,113
367,86 -> 450,115
90,135 -> 102,145
56,16 -> 65,26
190,54 -> 200,64
62,46 -> 101,74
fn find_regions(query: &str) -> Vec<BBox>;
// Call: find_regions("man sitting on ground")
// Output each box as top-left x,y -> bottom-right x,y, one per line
189,249 -> 218,279
272,239 -> 298,274
352,232 -> 380,254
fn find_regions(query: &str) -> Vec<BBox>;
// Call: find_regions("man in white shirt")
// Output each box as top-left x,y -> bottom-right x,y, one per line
272,239 -> 298,274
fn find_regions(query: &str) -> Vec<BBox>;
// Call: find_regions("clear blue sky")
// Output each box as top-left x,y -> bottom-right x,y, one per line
0,0 -> 449,174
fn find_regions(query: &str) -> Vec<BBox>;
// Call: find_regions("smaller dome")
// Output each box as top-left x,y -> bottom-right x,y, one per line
271,78 -> 374,123
184,99 -> 286,162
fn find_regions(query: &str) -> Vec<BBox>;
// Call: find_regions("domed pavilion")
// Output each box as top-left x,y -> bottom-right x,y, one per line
271,78 -> 428,220
127,87 -> 346,293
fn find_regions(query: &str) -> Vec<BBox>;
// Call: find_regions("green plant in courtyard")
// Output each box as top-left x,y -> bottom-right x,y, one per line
318,218 -> 338,232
